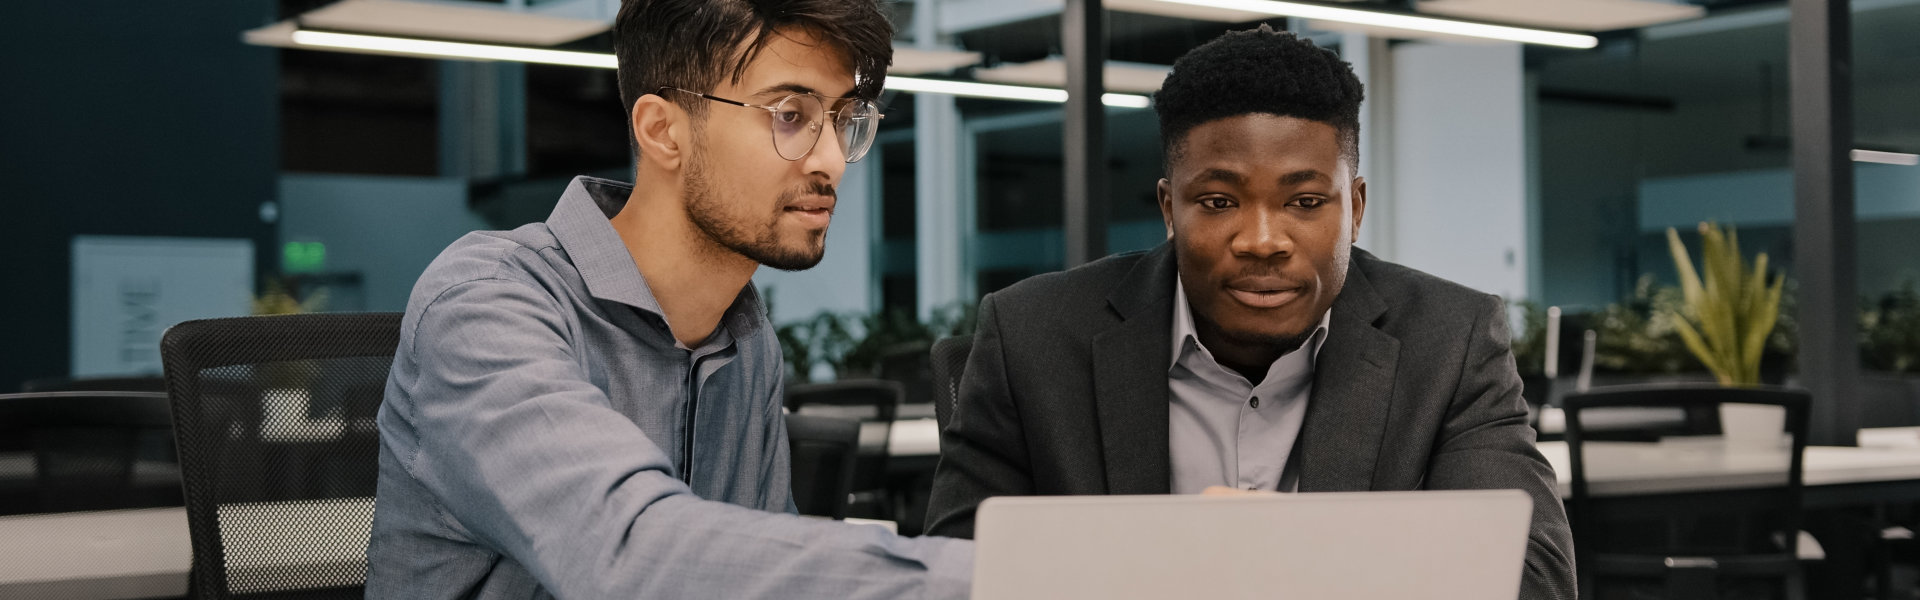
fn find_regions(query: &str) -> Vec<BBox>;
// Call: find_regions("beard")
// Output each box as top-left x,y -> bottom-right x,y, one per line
682,145 -> 832,272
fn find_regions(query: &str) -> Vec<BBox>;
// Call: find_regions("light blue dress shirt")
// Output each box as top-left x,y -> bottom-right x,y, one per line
366,176 -> 971,599
1168,280 -> 1330,494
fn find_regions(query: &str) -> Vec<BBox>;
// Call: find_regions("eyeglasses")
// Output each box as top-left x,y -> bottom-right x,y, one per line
656,87 -> 883,163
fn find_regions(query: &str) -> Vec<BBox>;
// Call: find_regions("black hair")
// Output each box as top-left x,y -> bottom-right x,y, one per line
1153,25 -> 1364,172
612,0 -> 893,151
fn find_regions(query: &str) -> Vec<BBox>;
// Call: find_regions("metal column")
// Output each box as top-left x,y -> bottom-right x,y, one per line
1063,0 -> 1107,266
1790,0 -> 1860,445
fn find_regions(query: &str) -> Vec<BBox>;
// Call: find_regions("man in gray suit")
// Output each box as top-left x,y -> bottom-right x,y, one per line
925,26 -> 1574,599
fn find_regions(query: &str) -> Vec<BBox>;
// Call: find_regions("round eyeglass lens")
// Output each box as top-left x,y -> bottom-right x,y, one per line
770,94 -> 826,161
837,100 -> 880,163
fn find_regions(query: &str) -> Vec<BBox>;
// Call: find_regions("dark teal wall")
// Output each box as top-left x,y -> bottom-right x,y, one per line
0,2 -> 280,390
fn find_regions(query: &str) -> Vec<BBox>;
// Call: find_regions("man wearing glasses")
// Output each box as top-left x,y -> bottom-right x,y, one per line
365,1 -> 971,598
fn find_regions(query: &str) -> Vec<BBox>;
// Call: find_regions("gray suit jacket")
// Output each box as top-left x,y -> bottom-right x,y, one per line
926,243 -> 1575,599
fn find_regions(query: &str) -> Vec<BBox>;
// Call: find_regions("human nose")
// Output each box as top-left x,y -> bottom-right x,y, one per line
1230,206 -> 1293,258
799,114 -> 847,183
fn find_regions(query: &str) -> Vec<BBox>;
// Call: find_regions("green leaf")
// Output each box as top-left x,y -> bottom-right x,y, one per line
1668,228 -> 1704,308
1673,317 -> 1731,385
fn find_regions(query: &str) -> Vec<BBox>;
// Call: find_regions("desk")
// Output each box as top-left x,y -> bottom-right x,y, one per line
0,507 -> 188,600
0,497 -> 373,600
884,418 -> 940,457
1533,406 -> 1688,436
896,422 -> 1920,503
1539,439 -> 1920,508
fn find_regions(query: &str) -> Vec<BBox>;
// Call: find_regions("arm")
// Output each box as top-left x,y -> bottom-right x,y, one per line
391,277 -> 971,599
925,293 -> 1035,539
1423,294 -> 1576,600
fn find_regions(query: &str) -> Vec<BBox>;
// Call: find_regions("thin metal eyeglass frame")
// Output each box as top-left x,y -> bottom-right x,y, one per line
654,87 -> 883,163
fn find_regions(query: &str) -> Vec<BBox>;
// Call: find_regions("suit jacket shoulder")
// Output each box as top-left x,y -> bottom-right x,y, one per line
1352,250 -> 1505,333
985,249 -> 1150,322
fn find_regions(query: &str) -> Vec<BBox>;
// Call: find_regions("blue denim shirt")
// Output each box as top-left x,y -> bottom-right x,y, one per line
366,176 -> 972,599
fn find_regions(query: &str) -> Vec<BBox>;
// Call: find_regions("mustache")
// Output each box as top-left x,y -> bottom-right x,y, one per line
1226,266 -> 1308,289
777,182 -> 837,206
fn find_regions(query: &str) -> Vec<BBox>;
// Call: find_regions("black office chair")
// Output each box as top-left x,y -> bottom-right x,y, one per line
785,379 -> 903,520
1564,384 -> 1814,600
0,391 -> 179,515
929,335 -> 973,433
784,413 -> 860,519
160,312 -> 401,600
876,341 -> 935,409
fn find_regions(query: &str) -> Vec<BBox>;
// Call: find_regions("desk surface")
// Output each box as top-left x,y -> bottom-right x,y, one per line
892,419 -> 1920,498
1538,439 -> 1920,498
0,497 -> 374,600
0,507 -> 188,600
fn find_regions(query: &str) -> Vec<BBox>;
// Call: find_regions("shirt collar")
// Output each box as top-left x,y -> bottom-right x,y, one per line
1171,278 -> 1332,372
546,176 -> 766,342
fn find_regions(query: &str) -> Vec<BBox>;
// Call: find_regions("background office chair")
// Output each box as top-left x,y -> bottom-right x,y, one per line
785,379 -> 903,521
0,391 -> 179,515
1564,384 -> 1814,600
784,413 -> 860,520
161,312 -> 400,600
929,335 -> 973,433
876,341 -> 936,409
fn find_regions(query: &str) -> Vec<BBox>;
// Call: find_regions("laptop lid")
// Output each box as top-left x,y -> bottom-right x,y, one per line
972,489 -> 1533,600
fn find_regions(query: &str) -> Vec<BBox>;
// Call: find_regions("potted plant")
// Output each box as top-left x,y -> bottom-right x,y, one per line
1663,222 -> 1785,387
1663,222 -> 1787,442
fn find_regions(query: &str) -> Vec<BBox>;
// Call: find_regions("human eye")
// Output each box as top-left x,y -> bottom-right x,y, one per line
770,106 -> 809,136
1291,196 -> 1328,209
1198,196 -> 1237,211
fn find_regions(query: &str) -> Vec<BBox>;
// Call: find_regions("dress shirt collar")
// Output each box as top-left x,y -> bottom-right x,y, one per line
1170,278 -> 1331,376
546,175 -> 765,343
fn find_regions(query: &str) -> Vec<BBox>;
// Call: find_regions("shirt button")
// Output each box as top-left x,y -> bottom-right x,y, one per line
1249,396 -> 1260,408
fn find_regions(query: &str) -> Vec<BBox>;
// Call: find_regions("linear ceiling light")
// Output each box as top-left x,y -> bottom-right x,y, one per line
282,30 -> 1151,107
291,30 -> 617,68
881,77 -> 1152,108
1853,149 -> 1920,166
1146,0 -> 1600,48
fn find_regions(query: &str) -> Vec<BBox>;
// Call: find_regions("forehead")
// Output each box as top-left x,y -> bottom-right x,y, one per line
726,27 -> 858,98
1171,114 -> 1345,176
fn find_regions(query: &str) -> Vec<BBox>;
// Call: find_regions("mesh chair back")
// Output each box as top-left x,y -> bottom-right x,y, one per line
0,391 -> 178,514
929,335 -> 973,432
160,313 -> 401,600
877,341 -> 935,408
1563,384 -> 1810,599
784,413 -> 860,519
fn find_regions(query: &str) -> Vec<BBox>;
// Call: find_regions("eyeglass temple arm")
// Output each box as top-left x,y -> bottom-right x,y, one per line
653,87 -> 756,109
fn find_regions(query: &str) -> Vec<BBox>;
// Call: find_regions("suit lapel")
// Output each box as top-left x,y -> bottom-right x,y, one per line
1297,252 -> 1401,492
1092,244 -> 1177,494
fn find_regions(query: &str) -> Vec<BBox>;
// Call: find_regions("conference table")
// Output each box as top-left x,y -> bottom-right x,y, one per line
15,423 -> 1920,600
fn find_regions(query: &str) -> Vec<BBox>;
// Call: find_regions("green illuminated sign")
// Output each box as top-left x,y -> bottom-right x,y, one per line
282,242 -> 327,273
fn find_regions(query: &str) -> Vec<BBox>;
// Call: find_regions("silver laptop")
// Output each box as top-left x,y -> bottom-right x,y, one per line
972,490 -> 1533,600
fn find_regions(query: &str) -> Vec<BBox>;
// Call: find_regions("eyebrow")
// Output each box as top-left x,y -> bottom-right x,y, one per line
751,82 -> 856,99
1279,169 -> 1332,186
1191,168 -> 1247,186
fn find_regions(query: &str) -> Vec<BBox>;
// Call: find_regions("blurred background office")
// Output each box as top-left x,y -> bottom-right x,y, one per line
2,0 -> 1918,596
4,0 -> 1916,397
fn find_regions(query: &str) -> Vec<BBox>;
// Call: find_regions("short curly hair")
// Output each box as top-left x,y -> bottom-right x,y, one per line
1154,25 -> 1364,172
